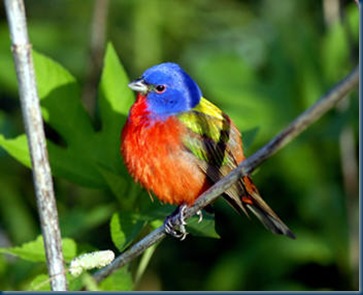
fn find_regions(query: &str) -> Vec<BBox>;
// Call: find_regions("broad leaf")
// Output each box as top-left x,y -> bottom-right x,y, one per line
110,213 -> 146,252
0,43 -> 133,189
0,134 -> 30,168
29,274 -> 51,291
0,235 -> 77,263
33,50 -> 94,142
99,267 -> 133,291
186,212 -> 220,239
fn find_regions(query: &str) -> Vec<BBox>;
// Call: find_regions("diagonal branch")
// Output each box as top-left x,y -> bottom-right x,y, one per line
93,66 -> 359,284
4,0 -> 67,291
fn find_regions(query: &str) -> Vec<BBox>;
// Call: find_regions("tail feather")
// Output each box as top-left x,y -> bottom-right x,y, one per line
224,176 -> 295,239
245,203 -> 296,239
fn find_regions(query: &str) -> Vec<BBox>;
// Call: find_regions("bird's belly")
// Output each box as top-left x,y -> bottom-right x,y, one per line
121,117 -> 210,205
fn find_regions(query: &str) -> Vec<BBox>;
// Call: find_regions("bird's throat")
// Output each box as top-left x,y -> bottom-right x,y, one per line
129,93 -> 175,124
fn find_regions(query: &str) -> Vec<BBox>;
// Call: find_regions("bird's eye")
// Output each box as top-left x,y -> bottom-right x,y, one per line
155,85 -> 166,94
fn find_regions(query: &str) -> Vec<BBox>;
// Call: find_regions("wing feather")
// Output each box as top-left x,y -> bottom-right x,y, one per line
178,97 -> 295,238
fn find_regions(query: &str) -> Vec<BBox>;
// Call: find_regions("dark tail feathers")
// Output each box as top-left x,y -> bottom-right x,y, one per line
245,203 -> 296,239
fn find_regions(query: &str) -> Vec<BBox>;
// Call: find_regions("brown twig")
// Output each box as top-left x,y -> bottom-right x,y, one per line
93,66 -> 359,284
3,0 -> 67,291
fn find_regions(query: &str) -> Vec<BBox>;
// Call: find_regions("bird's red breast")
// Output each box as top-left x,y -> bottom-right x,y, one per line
121,94 -> 210,205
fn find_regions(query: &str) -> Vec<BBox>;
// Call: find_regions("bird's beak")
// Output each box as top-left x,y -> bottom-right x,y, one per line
128,79 -> 148,94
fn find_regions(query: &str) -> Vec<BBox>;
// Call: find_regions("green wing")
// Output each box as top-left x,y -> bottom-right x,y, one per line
179,99 -> 296,238
178,97 -> 251,215
178,97 -> 242,173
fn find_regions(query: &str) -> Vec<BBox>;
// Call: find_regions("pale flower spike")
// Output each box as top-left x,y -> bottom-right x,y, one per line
69,250 -> 115,277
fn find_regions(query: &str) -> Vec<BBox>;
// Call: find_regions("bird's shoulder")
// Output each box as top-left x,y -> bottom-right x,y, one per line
177,97 -> 230,142
177,97 -> 243,165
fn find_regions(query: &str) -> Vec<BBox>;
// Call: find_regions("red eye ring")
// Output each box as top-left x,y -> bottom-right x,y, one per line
155,85 -> 166,93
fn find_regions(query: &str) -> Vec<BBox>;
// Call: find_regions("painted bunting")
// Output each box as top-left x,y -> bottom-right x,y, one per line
121,62 -> 295,240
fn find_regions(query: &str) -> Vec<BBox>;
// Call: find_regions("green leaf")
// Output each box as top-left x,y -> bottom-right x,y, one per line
0,134 -> 30,168
186,211 -> 220,239
38,43 -> 132,187
99,267 -> 133,291
95,42 -> 135,175
0,235 -> 46,262
33,50 -> 107,187
98,166 -> 129,205
46,140 -> 108,187
1,44 -> 134,190
29,274 -> 51,291
61,204 -> 115,238
99,42 -> 134,134
33,50 -> 94,142
79,273 -> 100,291
110,213 -> 146,252
0,235 -> 77,263
62,238 -> 78,262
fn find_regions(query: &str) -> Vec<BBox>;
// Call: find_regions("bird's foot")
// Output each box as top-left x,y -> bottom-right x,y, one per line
164,204 -> 188,241
196,210 -> 203,223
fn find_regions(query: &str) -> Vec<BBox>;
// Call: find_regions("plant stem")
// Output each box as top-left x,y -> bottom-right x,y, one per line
3,0 -> 67,291
134,243 -> 158,286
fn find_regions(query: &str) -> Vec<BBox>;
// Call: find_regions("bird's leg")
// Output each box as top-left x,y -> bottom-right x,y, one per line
164,204 -> 188,240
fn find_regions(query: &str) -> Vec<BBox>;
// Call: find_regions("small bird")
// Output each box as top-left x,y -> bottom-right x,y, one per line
121,62 -> 295,240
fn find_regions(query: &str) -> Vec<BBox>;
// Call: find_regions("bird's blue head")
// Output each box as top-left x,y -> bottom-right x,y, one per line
128,62 -> 202,118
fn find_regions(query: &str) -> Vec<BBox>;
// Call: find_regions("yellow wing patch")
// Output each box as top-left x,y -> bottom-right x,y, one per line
193,97 -> 224,120
178,97 -> 226,141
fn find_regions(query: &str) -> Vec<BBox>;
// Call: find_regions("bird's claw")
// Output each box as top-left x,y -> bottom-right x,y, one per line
196,210 -> 203,223
164,204 -> 188,241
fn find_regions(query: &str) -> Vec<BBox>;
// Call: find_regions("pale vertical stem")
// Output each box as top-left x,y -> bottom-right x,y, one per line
323,0 -> 359,287
3,0 -> 67,291
82,0 -> 109,116
337,98 -> 359,289
322,0 -> 340,26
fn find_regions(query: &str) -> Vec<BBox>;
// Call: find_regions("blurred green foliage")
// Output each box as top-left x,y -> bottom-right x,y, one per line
0,0 -> 359,291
